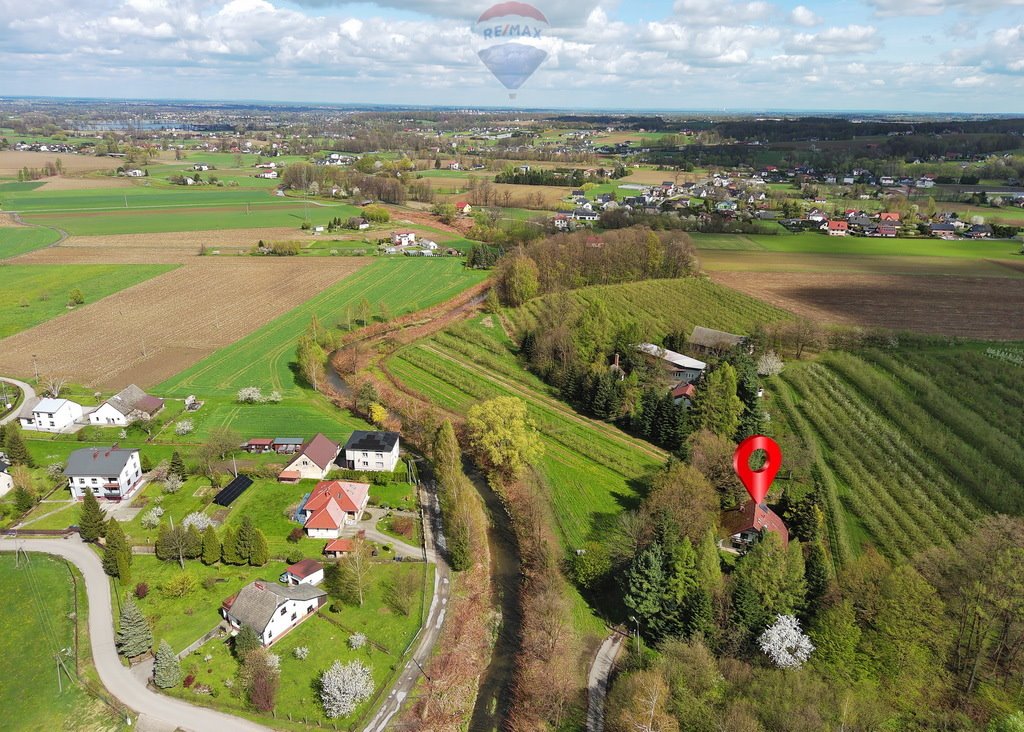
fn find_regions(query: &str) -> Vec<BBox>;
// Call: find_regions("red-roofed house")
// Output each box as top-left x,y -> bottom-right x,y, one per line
827,220 -> 849,236
323,538 -> 354,558
299,480 -> 370,539
671,382 -> 696,406
279,434 -> 340,481
455,201 -> 472,215
722,501 -> 789,550
244,438 -> 274,454
879,212 -> 901,224
280,559 -> 324,586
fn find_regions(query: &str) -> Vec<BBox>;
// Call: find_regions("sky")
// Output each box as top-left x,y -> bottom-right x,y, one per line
1,0 -> 1024,113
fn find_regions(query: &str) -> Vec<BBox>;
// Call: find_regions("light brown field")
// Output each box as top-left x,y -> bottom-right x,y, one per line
710,271 -> 1024,340
0,213 -> 24,227
35,176 -> 135,191
0,257 -> 369,388
0,151 -> 122,175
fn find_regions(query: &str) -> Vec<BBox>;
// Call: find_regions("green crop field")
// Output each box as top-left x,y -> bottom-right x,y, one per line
507,277 -> 793,339
159,257 -> 488,397
0,263 -> 175,337
690,230 -> 1021,259
770,346 -> 1023,562
0,552 -> 123,731
0,226 -> 61,259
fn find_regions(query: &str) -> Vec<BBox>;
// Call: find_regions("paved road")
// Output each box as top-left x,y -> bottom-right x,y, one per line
0,376 -> 35,426
0,536 -> 274,732
363,477 -> 452,732
587,632 -> 625,732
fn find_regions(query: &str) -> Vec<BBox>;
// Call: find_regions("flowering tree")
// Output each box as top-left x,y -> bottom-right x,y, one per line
141,506 -> 165,529
759,614 -> 814,669
182,511 -> 213,531
319,660 -> 375,718
163,475 -> 183,494
348,633 -> 367,650
174,420 -> 194,436
237,386 -> 263,404
757,350 -> 784,377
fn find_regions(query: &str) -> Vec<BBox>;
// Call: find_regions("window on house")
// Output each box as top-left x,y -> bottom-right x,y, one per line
280,607 -> 287,616
91,478 -> 97,484
291,613 -> 297,621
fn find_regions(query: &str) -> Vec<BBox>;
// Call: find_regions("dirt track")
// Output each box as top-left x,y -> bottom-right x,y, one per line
710,271 -> 1024,340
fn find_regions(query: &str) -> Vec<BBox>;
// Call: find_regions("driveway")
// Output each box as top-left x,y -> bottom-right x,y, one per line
587,632 -> 625,732
0,536 -> 274,732
0,376 -> 34,426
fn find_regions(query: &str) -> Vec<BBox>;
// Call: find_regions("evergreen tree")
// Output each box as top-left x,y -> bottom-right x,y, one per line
13,486 -> 35,514
115,596 -> 153,658
623,542 -> 668,643
809,599 -> 861,681
784,538 -> 808,616
733,532 -> 801,622
221,526 -> 243,565
169,451 -> 186,479
78,489 -> 106,542
731,570 -> 768,638
250,528 -> 269,566
233,624 -> 261,659
184,525 -> 203,559
684,585 -> 715,640
3,424 -> 32,466
153,639 -> 182,688
695,528 -> 724,595
235,516 -> 256,563
690,363 -> 744,439
665,538 -> 698,605
201,525 -> 221,565
103,519 -> 132,581
154,524 -> 172,562
803,538 -> 832,618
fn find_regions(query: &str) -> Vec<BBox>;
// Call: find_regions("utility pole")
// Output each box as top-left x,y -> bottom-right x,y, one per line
32,353 -> 39,382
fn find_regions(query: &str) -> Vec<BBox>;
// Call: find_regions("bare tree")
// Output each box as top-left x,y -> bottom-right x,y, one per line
43,375 -> 67,398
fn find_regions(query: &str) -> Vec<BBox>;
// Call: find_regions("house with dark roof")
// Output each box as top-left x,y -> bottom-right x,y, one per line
636,343 -> 707,385
65,446 -> 143,501
280,559 -> 324,586
279,433 -> 340,482
221,580 -> 327,646
299,480 -> 370,538
342,431 -> 400,472
89,385 -> 164,426
722,501 -> 789,551
688,326 -> 749,355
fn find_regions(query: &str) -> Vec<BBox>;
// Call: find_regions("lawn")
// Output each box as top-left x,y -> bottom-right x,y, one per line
689,230 -> 1022,259
0,263 -> 175,337
157,257 -> 489,397
0,552 -> 125,731
0,226 -> 61,259
19,500 -> 80,530
218,478 -> 320,557
122,476 -> 217,545
166,561 -> 433,730
368,481 -> 417,511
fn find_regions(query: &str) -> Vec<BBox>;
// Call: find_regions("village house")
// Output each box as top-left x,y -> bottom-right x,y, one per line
0,456 -> 12,498
124,169 -> 144,177
279,559 -> 324,586
20,397 -> 84,433
342,430 -> 400,472
689,326 -> 749,355
323,537 -> 354,559
255,171 -> 278,179
193,163 -> 210,171
299,480 -> 371,539
278,433 -> 340,482
221,580 -> 327,647
827,220 -> 849,236
636,343 -> 707,384
722,501 -> 789,551
273,437 -> 304,454
65,446 -> 143,501
243,438 -> 275,454
572,208 -> 599,223
89,384 -> 164,426
454,201 -> 472,215
391,231 -> 416,247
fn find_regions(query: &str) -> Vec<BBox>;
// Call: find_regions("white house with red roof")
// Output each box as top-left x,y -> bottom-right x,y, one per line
278,433 -> 340,482
279,559 -> 324,586
827,220 -> 849,236
455,201 -> 472,215
722,501 -> 789,551
299,480 -> 370,539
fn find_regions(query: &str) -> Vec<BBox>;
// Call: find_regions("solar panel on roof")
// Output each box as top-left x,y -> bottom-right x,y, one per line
213,475 -> 254,507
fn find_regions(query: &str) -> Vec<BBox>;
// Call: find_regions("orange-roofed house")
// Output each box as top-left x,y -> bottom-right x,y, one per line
299,480 -> 370,539
279,433 -> 340,481
455,201 -> 472,215
827,220 -> 849,236
722,501 -> 789,551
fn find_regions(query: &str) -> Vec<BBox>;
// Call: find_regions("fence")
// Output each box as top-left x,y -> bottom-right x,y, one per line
177,624 -> 227,660
2,527 -> 77,537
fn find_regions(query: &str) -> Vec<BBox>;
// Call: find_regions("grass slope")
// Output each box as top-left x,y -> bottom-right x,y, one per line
158,258 -> 488,397
0,263 -> 176,338
0,226 -> 62,259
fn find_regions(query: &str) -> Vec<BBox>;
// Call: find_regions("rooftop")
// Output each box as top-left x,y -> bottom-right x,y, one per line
65,447 -> 137,477
343,430 -> 399,454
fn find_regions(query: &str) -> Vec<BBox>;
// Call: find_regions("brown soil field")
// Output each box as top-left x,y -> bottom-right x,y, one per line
710,271 -> 1024,340
11,228 -> 316,264
0,258 -> 369,388
36,176 -> 135,190
0,213 -> 23,227
0,151 -> 122,175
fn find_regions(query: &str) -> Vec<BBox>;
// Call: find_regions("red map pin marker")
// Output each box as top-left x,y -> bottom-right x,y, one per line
733,435 -> 782,505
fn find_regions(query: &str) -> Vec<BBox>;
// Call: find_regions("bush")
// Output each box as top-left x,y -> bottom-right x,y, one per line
163,475 -> 183,494
294,646 -> 310,660
174,420 -> 194,436
348,632 -> 367,650
285,548 -> 305,564
183,674 -> 195,688
67,288 -> 85,306
287,527 -> 305,544
134,582 -> 149,599
203,576 -> 218,591
182,511 -> 213,531
141,506 -> 165,528
237,387 -> 263,404
390,516 -> 415,539
162,572 -> 198,598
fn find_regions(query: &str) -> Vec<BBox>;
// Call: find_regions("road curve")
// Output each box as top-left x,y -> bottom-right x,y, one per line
587,632 -> 625,732
0,376 -> 35,426
0,536 -> 274,732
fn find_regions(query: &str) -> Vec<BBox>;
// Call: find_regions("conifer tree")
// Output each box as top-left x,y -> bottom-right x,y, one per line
690,363 -> 744,439
623,542 -> 667,642
233,624 -> 261,659
695,527 -> 723,595
78,489 -> 106,542
804,539 -> 832,617
249,528 -> 269,566
103,519 -> 132,581
169,451 -> 186,480
221,526 -> 243,565
235,516 -> 256,562
184,525 -> 203,559
3,424 -> 32,467
201,525 -> 220,565
115,596 -> 153,658
153,639 -> 182,688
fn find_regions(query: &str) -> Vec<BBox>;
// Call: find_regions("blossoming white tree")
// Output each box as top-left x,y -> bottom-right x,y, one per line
182,511 -> 213,531
759,614 -> 814,669
320,659 -> 374,718
757,350 -> 785,377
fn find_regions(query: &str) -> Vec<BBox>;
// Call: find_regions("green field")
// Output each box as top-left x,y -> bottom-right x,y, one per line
0,263 -> 175,337
770,346 -> 1023,562
159,257 -> 488,397
0,553 -> 123,731
690,230 -> 1022,259
0,226 -> 61,259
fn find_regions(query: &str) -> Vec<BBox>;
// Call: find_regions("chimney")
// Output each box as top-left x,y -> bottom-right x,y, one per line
613,353 -> 620,368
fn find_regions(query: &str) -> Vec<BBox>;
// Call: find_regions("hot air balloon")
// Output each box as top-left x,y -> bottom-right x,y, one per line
474,2 -> 549,99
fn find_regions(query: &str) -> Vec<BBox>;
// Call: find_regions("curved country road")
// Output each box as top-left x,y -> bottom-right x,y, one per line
0,376 -> 35,426
0,536 -> 274,732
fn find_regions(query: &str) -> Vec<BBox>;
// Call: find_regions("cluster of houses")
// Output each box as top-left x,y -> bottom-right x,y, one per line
18,384 -> 164,434
788,208 -> 996,239
276,430 -> 401,482
11,141 -> 80,154
635,326 -> 750,408
382,231 -> 456,256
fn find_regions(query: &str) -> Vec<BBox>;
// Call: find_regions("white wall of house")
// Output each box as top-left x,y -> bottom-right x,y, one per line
283,568 -> 325,586
305,526 -> 341,540
0,472 -> 12,498
345,443 -> 399,472
261,598 -> 321,645
89,403 -> 128,426
68,450 -> 142,500
25,400 -> 83,432
283,455 -> 329,480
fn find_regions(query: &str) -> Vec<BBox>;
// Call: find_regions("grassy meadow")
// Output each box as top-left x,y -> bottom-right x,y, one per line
0,226 -> 62,259
690,230 -> 1022,259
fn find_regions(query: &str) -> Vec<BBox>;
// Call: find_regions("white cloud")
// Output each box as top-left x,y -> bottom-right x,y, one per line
788,25 -> 882,54
789,6 -> 821,27
672,0 -> 773,24
952,74 -> 988,86
867,0 -> 1024,16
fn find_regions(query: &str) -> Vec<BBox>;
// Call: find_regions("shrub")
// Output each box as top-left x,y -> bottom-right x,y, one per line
319,660 -> 374,718
45,463 -> 64,480
67,288 -> 85,306
141,506 -> 164,529
293,646 -> 310,660
163,475 -> 183,494
390,516 -> 415,539
237,387 -> 263,404
348,633 -> 367,650
174,420 -> 194,436
134,582 -> 149,599
266,391 -> 282,403
285,548 -> 305,564
162,572 -> 198,598
182,511 -> 213,531
183,674 -> 196,688
287,527 -> 305,544
203,576 -> 218,591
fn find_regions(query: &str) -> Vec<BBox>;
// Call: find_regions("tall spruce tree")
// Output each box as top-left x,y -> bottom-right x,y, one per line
221,526 -> 243,565
78,490 -> 106,542
3,424 -> 32,467
803,538 -> 832,618
623,542 -> 668,643
184,525 -> 203,560
169,451 -> 186,480
249,528 -> 269,566
115,596 -> 153,658
153,639 -> 182,688
235,516 -> 257,563
102,519 -> 132,581
201,525 -> 220,565
690,363 -> 744,439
